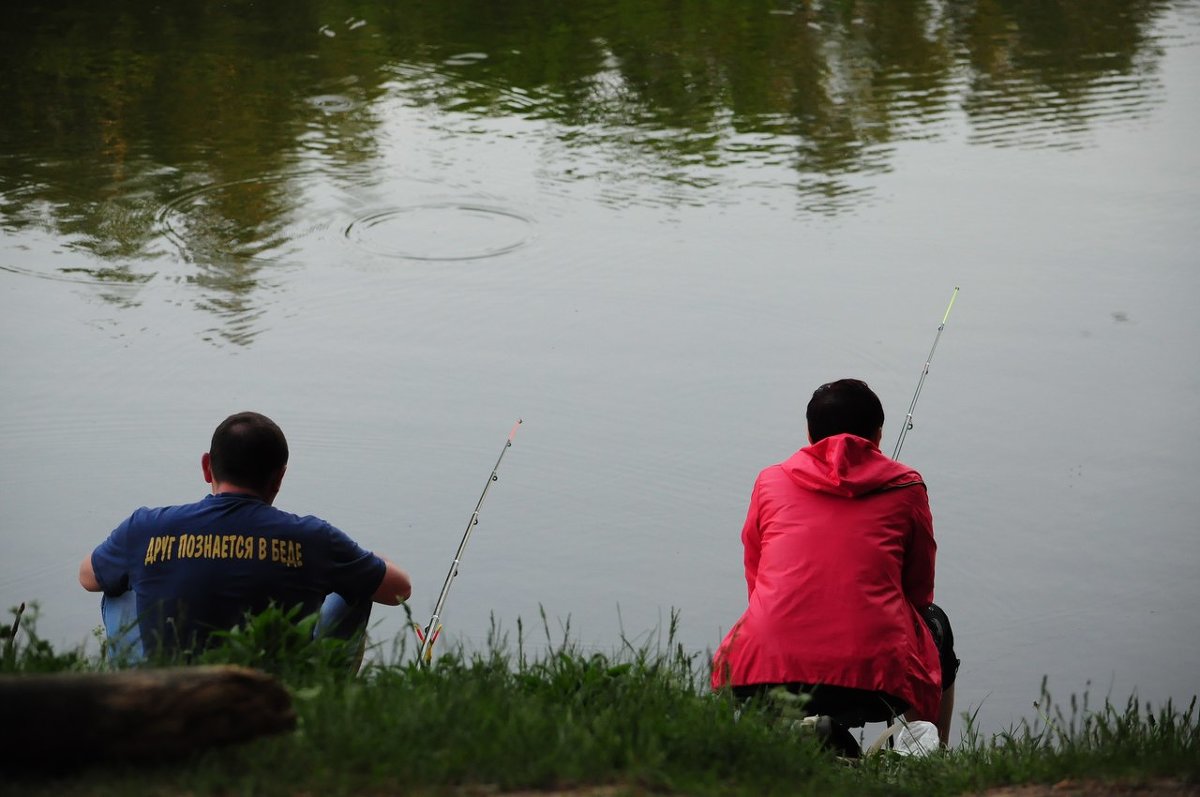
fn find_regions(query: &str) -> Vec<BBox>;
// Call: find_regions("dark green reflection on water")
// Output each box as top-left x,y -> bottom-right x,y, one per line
0,0 -> 1174,340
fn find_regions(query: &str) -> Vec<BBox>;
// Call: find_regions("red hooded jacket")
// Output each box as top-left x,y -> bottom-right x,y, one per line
711,433 -> 942,720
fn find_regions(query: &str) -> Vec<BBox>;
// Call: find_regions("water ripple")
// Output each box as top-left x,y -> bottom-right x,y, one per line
963,66 -> 1162,149
344,202 -> 535,261
154,174 -> 316,265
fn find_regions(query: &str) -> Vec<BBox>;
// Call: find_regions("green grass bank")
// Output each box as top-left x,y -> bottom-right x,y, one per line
2,604 -> 1197,797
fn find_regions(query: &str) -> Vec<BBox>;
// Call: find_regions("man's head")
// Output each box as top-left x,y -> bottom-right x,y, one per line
206,412 -> 289,496
806,379 -> 885,445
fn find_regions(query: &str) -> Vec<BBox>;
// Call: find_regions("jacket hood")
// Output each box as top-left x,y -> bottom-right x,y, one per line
783,433 -> 923,497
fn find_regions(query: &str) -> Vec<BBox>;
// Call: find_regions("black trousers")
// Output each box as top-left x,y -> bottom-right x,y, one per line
731,603 -> 959,728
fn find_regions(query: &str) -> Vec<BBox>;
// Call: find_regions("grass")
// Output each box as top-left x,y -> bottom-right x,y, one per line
2,602 -> 1197,796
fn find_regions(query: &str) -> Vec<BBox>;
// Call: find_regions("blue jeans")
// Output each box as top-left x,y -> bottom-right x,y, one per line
100,591 -> 373,663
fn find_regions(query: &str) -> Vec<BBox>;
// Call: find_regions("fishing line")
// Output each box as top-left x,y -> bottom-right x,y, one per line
416,419 -> 522,665
892,287 -> 959,460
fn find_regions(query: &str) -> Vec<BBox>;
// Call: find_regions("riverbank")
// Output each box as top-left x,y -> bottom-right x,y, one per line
982,779 -> 1198,796
3,605 -> 1197,797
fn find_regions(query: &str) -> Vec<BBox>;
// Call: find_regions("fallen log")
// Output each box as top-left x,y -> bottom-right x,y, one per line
0,665 -> 296,768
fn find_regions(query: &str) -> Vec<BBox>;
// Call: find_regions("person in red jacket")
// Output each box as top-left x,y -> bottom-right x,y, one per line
712,378 -> 958,749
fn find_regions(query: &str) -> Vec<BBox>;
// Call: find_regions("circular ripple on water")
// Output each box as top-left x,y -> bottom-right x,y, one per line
306,94 -> 359,114
154,174 -> 328,265
344,202 -> 534,261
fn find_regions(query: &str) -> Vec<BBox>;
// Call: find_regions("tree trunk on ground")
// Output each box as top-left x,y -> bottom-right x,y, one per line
0,665 -> 295,768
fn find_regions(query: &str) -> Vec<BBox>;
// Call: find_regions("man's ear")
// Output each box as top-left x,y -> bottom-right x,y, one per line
201,452 -> 214,484
269,465 -> 287,496
871,427 -> 884,447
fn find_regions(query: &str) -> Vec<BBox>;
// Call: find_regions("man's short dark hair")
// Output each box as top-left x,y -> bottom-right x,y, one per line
209,412 -> 289,492
806,379 -> 885,444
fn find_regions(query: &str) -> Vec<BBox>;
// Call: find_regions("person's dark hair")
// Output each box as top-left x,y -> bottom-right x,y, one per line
209,412 -> 289,492
806,379 -> 885,444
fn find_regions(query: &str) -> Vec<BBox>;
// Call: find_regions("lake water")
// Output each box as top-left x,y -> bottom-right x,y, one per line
2,0 -> 1198,742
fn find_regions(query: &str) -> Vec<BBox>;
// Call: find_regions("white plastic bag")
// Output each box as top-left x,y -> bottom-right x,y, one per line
893,720 -> 940,756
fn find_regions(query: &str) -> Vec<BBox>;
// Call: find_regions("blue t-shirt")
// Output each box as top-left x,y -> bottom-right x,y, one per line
90,493 -> 387,654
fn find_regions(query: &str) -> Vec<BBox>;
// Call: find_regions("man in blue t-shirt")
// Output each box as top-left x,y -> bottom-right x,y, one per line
79,411 -> 412,659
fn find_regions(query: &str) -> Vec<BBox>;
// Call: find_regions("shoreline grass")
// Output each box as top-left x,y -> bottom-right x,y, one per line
3,603 -> 1197,796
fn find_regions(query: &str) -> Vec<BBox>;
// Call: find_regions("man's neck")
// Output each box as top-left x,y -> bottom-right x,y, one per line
210,483 -> 272,504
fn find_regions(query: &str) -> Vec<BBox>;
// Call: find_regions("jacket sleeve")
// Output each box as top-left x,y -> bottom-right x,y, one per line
741,478 -> 763,601
901,485 -> 936,607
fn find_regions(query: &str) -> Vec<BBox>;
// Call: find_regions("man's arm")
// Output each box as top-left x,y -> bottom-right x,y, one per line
372,558 -> 412,605
79,553 -> 103,592
323,524 -> 411,605
84,517 -> 135,595
901,487 -> 936,607
741,479 -> 764,600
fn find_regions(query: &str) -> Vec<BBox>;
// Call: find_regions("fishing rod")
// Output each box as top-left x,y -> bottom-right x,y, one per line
416,419 -> 522,666
892,286 -> 959,460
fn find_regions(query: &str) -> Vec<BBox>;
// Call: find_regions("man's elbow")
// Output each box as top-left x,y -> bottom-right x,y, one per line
373,565 -> 412,605
78,556 -> 102,592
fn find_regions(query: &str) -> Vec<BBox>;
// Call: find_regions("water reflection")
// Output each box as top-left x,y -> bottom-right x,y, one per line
959,0 -> 1169,148
0,0 -> 1175,342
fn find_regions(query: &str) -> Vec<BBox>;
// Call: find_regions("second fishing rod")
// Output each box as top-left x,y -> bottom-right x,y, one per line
416,418 -> 522,665
892,286 -> 959,460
